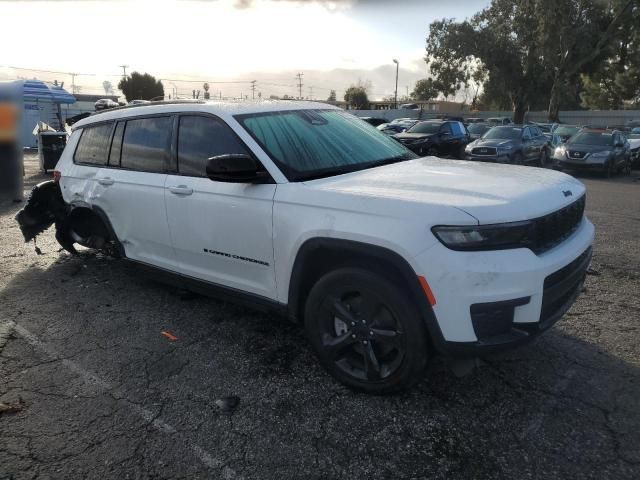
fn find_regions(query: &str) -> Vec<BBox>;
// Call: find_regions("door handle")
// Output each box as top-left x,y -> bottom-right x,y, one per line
98,177 -> 114,186
168,186 -> 193,196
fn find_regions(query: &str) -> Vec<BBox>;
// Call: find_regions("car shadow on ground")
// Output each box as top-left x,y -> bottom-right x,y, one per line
1,250 -> 639,479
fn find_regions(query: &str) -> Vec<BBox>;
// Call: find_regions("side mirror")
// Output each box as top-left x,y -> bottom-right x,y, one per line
206,154 -> 267,183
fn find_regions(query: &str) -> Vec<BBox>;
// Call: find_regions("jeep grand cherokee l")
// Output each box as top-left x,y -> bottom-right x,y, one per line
16,100 -> 594,393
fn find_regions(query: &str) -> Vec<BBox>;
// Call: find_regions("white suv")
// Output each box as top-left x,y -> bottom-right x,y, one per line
17,101 -> 594,393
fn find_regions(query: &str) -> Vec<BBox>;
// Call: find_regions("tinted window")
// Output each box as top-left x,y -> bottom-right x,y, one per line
178,116 -> 251,177
450,122 -> 464,135
440,123 -> 453,135
74,123 -> 113,165
483,127 -> 522,140
108,121 -> 125,167
406,122 -> 441,134
121,116 -> 172,173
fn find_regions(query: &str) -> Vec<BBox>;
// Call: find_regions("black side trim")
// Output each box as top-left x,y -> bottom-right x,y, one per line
288,238 -> 448,352
128,259 -> 287,316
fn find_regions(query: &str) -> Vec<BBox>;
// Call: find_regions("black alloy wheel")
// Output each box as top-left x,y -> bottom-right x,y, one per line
539,148 -> 547,167
304,268 -> 429,393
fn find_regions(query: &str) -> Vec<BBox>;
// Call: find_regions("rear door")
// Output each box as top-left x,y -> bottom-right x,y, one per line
164,114 -> 277,299
92,115 -> 178,271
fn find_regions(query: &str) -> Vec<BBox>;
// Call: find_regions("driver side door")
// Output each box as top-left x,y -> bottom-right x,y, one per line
164,114 -> 278,299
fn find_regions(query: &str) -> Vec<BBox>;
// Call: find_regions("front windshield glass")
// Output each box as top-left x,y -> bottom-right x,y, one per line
482,127 -> 522,140
554,126 -> 579,137
236,109 -> 417,181
467,124 -> 490,134
568,132 -> 614,146
406,122 -> 441,134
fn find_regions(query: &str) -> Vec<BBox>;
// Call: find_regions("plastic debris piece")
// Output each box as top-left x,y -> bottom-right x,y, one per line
160,331 -> 178,341
0,398 -> 25,415
215,396 -> 240,416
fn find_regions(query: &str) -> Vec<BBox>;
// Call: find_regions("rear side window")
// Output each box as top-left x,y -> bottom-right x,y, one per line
450,122 -> 464,135
74,123 -> 113,165
177,115 -> 251,177
108,121 -> 125,166
121,116 -> 172,173
440,123 -> 453,135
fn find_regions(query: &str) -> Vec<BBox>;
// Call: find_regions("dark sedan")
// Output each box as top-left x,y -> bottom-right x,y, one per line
393,120 -> 470,158
464,125 -> 549,166
558,129 -> 631,177
467,123 -> 491,141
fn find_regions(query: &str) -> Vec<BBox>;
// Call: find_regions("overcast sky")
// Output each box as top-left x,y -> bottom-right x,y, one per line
0,0 -> 490,100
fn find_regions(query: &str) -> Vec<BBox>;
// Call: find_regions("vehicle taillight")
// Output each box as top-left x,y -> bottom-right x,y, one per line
53,170 -> 61,183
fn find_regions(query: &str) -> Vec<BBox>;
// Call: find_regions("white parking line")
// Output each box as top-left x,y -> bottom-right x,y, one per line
4,320 -> 236,477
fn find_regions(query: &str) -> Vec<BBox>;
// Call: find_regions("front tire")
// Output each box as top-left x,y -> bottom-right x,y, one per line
539,148 -> 547,167
304,268 -> 429,394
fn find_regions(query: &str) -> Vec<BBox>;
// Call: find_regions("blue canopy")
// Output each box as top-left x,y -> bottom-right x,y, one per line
23,80 -> 75,104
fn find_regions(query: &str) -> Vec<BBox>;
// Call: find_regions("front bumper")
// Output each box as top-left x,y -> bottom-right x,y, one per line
415,216 -> 595,356
559,157 -> 607,170
465,153 -> 512,163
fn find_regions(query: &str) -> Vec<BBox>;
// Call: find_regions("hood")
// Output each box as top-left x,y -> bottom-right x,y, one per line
304,158 -> 584,224
470,138 -> 517,149
394,132 -> 434,141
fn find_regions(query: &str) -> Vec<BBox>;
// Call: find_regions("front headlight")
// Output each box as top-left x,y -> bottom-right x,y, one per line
554,146 -> 566,157
432,221 -> 534,251
590,150 -> 611,158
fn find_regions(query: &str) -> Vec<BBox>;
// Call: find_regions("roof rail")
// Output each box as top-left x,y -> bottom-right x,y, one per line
91,99 -> 206,115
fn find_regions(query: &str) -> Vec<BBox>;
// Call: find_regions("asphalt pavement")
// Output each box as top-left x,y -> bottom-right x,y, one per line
1,155 -> 639,479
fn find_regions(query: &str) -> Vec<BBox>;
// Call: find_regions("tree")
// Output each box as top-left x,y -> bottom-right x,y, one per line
411,79 -> 438,101
327,89 -> 337,102
425,0 -> 636,122
117,72 -> 164,102
102,80 -> 113,96
344,85 -> 369,109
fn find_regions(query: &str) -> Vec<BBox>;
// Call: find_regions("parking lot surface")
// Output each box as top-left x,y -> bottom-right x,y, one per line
1,155 -> 639,479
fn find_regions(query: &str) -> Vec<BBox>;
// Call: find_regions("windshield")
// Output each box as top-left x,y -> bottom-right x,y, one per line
554,126 -> 579,137
467,124 -> 490,134
482,127 -> 522,140
236,109 -> 417,181
568,132 -> 614,146
406,122 -> 442,134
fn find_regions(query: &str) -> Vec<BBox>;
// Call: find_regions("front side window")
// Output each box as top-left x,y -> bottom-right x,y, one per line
236,109 -> 416,181
177,115 -> 252,177
120,116 -> 172,173
74,123 -> 113,165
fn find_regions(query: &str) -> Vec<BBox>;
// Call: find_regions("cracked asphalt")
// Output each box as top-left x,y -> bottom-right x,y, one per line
1,155 -> 639,479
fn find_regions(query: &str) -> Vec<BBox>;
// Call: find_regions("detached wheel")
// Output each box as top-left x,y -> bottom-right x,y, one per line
304,268 -> 429,394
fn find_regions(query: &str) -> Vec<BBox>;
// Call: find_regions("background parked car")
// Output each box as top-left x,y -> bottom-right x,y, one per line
361,117 -> 388,127
465,125 -> 549,166
94,98 -> 119,111
393,120 -> 470,158
464,117 -> 485,124
466,123 -> 491,140
557,129 -> 630,177
377,122 -> 415,136
128,99 -> 151,106
486,117 -> 512,125
627,131 -> 640,167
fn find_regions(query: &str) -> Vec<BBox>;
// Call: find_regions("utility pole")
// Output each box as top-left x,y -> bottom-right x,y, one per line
250,80 -> 257,99
392,59 -> 399,109
296,72 -> 304,99
119,64 -> 129,79
69,73 -> 77,94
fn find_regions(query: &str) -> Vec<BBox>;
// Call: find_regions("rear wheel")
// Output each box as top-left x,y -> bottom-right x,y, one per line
604,160 -> 614,178
427,146 -> 439,157
304,268 -> 429,394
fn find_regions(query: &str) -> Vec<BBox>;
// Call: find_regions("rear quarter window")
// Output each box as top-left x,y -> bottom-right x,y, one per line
120,116 -> 172,173
74,123 -> 113,165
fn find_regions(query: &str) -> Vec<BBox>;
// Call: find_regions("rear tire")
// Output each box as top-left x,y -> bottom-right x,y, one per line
304,268 -> 429,394
539,149 -> 547,167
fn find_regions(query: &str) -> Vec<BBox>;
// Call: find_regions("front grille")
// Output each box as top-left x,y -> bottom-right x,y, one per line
567,150 -> 586,159
472,147 -> 497,155
530,195 -> 585,253
540,247 -> 592,323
